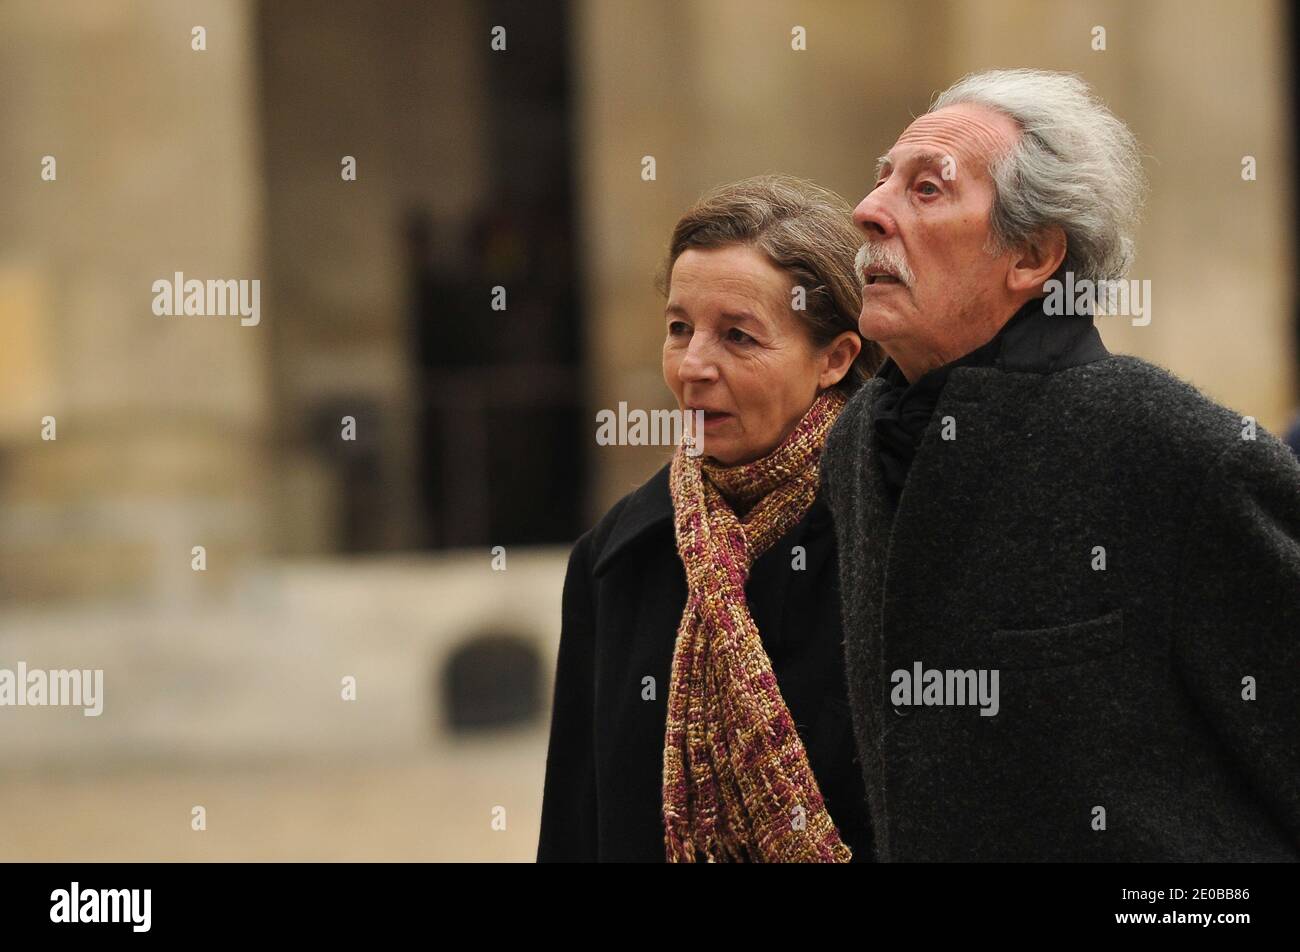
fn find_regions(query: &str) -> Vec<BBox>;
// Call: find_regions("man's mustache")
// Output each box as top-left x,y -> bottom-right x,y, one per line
855,242 -> 916,289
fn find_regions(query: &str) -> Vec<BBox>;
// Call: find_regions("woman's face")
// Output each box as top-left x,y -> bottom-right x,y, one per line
662,244 -> 857,466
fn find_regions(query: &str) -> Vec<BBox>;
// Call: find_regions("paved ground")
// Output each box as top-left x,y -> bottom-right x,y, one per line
0,728 -> 548,862
0,551 -> 567,862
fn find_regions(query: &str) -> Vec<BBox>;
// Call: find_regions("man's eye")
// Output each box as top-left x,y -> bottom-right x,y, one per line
667,321 -> 689,335
727,328 -> 754,344
918,181 -> 940,195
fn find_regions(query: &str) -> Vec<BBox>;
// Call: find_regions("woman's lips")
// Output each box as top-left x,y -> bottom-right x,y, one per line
694,410 -> 733,430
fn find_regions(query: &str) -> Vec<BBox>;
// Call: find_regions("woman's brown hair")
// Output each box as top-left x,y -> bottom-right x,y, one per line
656,174 -> 884,394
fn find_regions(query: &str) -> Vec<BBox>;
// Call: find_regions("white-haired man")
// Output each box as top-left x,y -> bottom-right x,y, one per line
821,69 -> 1300,861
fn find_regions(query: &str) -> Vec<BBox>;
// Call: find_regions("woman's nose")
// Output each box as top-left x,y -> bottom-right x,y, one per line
677,337 -> 719,383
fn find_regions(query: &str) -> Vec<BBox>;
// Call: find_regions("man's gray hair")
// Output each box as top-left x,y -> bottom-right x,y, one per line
931,68 -> 1145,283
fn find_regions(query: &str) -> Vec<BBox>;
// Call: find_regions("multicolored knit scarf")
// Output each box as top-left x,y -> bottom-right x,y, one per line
662,387 -> 852,863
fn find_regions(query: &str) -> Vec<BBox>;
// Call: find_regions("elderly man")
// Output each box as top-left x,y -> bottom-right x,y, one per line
821,68 -> 1300,861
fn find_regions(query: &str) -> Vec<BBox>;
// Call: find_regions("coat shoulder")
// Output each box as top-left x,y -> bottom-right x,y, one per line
1040,354 -> 1285,463
578,462 -> 674,577
821,378 -> 886,496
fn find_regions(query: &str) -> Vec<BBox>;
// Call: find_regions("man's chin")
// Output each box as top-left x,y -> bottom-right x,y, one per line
858,305 -> 902,343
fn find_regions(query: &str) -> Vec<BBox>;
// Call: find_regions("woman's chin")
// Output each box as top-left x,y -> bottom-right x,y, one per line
700,442 -> 741,466
702,441 -> 764,467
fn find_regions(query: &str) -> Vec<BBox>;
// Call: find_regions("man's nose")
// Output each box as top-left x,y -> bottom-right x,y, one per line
853,188 -> 897,241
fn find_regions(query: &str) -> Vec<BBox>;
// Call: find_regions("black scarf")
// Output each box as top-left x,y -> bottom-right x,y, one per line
872,296 -> 1109,506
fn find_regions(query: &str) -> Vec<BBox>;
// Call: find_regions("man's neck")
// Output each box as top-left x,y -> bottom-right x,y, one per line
886,301 -> 1030,383
888,345 -> 961,384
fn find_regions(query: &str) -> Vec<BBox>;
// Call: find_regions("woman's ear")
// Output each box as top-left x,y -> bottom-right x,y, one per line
1008,225 -> 1067,294
818,330 -> 863,389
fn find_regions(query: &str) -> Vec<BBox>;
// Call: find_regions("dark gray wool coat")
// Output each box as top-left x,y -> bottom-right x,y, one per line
820,353 -> 1300,861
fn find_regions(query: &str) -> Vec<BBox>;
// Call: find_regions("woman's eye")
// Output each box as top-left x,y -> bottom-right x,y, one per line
726,328 -> 754,344
667,321 -> 689,336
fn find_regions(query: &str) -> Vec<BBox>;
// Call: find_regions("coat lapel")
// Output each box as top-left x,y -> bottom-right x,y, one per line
821,378 -> 895,855
881,368 -> 1043,668
826,370 -> 1034,858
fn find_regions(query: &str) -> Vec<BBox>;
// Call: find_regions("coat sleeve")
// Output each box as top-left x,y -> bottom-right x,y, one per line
1170,432 -> 1300,847
537,534 -> 600,861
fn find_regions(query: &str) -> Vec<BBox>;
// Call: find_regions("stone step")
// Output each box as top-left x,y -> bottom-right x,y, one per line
0,548 -> 568,766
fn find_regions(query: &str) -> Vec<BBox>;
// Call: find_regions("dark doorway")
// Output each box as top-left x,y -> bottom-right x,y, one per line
410,0 -> 586,548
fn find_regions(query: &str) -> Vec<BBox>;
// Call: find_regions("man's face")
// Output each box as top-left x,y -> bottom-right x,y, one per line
852,103 -> 1022,369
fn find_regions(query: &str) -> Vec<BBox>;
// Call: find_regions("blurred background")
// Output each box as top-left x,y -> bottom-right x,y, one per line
0,0 -> 1295,860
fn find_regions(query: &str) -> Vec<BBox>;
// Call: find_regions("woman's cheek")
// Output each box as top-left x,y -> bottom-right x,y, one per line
661,351 -> 679,385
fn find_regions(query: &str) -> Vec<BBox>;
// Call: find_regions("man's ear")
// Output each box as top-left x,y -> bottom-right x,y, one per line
1007,225 -> 1067,294
818,330 -> 863,390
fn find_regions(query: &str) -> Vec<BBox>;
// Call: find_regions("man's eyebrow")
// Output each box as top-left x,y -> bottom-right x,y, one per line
875,150 -> 950,179
665,303 -> 687,316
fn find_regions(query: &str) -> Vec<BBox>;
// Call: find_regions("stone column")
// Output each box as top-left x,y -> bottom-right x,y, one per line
0,0 -> 268,604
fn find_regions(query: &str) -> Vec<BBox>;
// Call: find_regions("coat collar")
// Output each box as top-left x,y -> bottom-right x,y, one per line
874,301 -> 1108,394
592,462 -> 674,577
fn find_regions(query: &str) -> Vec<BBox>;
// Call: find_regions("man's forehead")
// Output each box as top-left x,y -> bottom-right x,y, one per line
886,104 -> 1019,168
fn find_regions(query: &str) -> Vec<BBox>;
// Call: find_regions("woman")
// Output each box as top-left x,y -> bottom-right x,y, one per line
538,175 -> 883,862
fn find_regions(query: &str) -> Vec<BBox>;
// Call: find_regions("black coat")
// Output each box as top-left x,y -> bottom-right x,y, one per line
537,462 -> 874,861
821,354 -> 1300,861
